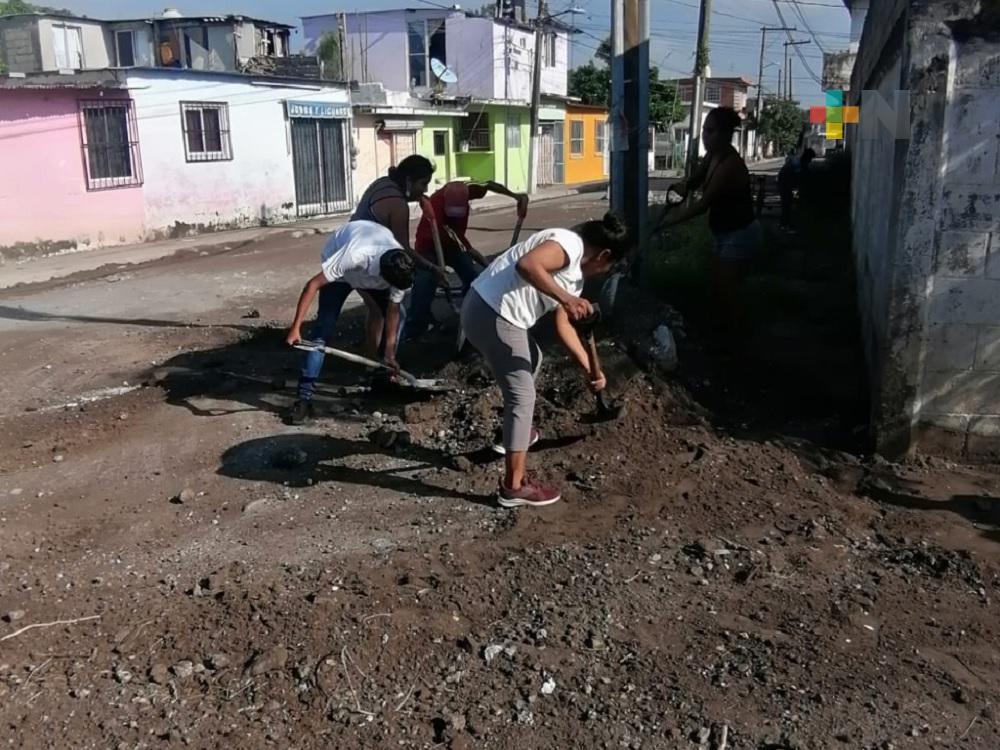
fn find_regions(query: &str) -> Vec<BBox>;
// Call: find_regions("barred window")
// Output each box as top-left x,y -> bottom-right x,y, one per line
79,100 -> 142,190
570,120 -> 584,156
180,102 -> 232,162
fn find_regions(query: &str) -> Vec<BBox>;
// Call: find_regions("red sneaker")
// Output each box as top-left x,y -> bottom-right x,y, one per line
491,427 -> 540,455
498,475 -> 561,508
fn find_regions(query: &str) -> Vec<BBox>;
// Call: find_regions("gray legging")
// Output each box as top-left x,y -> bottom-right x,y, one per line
461,290 -> 542,452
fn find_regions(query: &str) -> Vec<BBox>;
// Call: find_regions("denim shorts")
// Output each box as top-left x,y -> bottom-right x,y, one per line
713,220 -> 762,261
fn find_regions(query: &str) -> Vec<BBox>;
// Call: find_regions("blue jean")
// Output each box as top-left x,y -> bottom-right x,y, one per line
401,248 -> 483,341
297,282 -> 388,401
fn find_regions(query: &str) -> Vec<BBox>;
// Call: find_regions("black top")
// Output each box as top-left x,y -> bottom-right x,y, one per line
351,176 -> 407,225
694,146 -> 755,235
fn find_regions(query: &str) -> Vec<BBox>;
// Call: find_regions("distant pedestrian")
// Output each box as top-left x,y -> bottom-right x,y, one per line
402,180 -> 529,341
285,221 -> 416,425
778,148 -> 816,230
657,107 -> 761,340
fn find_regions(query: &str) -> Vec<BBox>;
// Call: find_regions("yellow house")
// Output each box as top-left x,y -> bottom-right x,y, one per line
564,103 -> 609,186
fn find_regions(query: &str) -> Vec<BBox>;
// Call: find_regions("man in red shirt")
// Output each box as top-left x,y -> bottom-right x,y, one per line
401,180 -> 528,341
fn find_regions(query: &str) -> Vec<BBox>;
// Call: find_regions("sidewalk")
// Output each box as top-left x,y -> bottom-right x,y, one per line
0,181 -> 606,291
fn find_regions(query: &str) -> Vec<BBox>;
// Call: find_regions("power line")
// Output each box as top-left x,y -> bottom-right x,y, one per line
788,0 -> 828,54
772,0 -> 822,84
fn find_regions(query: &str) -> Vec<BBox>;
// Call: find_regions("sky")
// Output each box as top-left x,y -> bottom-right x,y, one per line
48,0 -> 851,106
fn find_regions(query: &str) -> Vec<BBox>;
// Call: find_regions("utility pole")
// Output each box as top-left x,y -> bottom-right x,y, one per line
626,0 -> 650,281
684,0 -> 711,179
336,12 -> 348,80
610,0 -> 625,212
526,0 -> 546,195
753,25 -> 794,160
504,23 -> 510,186
783,39 -> 810,101
777,65 -> 782,99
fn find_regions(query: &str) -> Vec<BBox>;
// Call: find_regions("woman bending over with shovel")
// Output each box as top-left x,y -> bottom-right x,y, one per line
462,212 -> 628,508
285,221 -> 416,424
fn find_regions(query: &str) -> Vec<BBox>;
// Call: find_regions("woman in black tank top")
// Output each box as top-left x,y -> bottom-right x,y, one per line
657,107 -> 762,342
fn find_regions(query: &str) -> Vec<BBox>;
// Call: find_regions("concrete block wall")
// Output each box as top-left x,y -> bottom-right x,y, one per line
848,0 -> 1000,457
0,18 -> 41,72
917,29 -> 1000,455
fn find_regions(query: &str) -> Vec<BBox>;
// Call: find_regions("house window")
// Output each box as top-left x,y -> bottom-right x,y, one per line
570,120 -> 584,156
408,18 -> 446,88
706,83 -> 722,103
506,114 -> 521,149
460,111 -> 491,151
180,102 -> 232,161
542,33 -> 557,68
433,130 -> 448,156
595,121 -> 607,153
52,23 -> 83,69
115,30 -> 135,67
79,100 -> 142,190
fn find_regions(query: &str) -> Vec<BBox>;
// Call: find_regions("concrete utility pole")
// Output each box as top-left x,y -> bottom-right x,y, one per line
783,39 -> 810,101
684,0 -> 711,179
526,0 -> 546,195
753,25 -> 794,160
610,0 -> 650,280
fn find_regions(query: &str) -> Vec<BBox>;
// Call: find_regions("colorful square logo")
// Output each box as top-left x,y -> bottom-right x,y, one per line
811,91 -> 857,140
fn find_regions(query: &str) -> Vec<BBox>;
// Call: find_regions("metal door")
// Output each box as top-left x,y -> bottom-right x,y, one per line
291,118 -> 352,217
537,124 -> 554,186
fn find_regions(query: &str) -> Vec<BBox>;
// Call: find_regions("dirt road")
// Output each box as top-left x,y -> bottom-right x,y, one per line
1,194 -> 999,749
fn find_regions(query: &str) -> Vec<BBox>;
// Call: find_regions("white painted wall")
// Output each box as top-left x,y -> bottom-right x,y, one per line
303,10 -> 568,101
125,70 -> 352,236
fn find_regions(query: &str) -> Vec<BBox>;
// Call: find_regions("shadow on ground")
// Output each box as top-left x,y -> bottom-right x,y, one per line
217,433 -> 495,507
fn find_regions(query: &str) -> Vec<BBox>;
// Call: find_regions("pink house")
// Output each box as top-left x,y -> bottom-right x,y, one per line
0,72 -> 145,260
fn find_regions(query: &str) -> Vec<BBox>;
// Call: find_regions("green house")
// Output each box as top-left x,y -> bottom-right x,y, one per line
454,101 -> 531,193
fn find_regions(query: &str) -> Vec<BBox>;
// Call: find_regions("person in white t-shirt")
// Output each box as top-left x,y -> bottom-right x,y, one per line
462,212 -> 628,508
285,221 -> 416,424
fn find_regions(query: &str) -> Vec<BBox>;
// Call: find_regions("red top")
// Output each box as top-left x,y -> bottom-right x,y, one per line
414,182 -> 489,260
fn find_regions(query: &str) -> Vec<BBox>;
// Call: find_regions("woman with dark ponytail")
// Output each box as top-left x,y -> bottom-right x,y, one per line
353,155 -> 439,275
658,106 -> 760,338
462,213 -> 629,508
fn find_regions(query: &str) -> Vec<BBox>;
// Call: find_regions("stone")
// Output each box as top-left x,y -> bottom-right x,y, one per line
449,712 -> 467,732
290,230 -> 306,239
52,454 -> 65,463
242,309 -> 261,319
149,663 -> 170,685
272,447 -> 308,469
248,645 -> 288,676
171,660 -> 195,680
172,488 -> 196,505
113,665 -> 133,684
540,676 -> 556,695
483,645 -> 504,664
450,455 -> 473,473
207,653 -> 230,670
2,610 -> 25,623
403,403 -> 436,424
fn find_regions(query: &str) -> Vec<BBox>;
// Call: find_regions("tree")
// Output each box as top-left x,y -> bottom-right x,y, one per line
568,39 -> 685,128
758,97 -> 808,155
316,31 -> 343,80
0,0 -> 35,14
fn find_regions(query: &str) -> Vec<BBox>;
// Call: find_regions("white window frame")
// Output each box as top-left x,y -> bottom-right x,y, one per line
506,113 -> 521,149
595,121 -> 607,154
570,119 -> 584,157
706,82 -> 722,104
79,99 -> 142,190
115,29 -> 136,67
52,23 -> 84,69
407,17 -> 447,89
542,32 -> 558,68
180,101 -> 233,162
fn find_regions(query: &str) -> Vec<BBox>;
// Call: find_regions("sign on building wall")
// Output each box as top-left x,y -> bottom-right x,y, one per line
286,100 -> 351,119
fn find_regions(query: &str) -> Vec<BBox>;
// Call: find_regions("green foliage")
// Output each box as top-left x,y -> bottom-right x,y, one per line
316,31 -> 342,80
758,97 -> 807,155
568,37 -> 685,128
0,0 -> 35,14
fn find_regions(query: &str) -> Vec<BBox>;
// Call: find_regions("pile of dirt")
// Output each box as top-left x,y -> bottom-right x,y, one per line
2,294 -> 1000,749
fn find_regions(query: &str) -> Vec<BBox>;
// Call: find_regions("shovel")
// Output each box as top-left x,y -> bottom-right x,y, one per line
293,340 -> 454,393
573,304 -> 626,422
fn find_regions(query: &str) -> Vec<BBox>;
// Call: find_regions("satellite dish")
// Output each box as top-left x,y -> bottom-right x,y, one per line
431,58 -> 458,84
